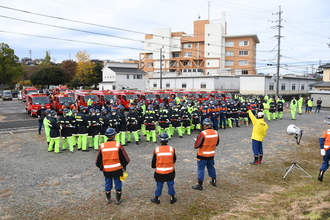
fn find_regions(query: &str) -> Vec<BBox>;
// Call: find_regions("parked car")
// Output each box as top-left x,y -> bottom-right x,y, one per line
2,90 -> 13,101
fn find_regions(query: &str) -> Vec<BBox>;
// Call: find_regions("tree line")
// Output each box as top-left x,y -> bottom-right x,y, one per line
0,43 -> 103,89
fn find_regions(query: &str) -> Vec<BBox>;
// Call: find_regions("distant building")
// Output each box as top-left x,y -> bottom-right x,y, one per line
139,15 -> 259,77
240,74 -> 316,96
99,62 -> 146,91
148,72 -> 239,91
309,63 -> 330,107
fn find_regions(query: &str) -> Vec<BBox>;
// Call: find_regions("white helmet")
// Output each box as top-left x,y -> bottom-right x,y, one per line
257,112 -> 264,118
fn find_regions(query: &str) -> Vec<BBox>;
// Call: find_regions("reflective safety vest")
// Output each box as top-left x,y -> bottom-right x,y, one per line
197,130 -> 218,157
155,145 -> 175,174
100,142 -> 122,172
321,129 -> 330,151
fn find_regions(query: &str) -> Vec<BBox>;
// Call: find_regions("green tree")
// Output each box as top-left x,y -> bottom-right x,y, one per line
61,60 -> 77,84
0,43 -> 23,86
30,66 -> 65,88
89,61 -> 103,89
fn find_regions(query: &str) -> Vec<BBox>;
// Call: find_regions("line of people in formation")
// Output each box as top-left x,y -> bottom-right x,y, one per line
36,94 -> 319,154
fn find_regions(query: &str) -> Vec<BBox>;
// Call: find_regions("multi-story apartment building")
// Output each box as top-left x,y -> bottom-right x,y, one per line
139,18 -> 259,76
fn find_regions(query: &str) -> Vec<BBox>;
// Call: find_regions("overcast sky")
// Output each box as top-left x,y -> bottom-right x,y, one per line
0,0 -> 329,75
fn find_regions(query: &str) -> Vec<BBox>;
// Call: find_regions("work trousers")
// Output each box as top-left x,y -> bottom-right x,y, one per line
197,159 -> 216,182
154,180 -> 176,197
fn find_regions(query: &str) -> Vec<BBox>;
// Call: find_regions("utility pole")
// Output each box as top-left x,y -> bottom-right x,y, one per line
29,49 -> 32,60
272,6 -> 283,97
160,48 -> 163,89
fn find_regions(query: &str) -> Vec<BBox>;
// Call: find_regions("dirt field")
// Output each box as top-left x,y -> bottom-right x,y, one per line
1,109 -> 330,220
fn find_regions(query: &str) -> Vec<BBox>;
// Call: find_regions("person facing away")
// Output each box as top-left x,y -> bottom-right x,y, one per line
150,132 -> 177,204
95,128 -> 130,205
192,118 -> 219,191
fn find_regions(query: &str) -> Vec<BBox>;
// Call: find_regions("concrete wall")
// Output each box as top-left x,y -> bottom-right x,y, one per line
309,91 -> 330,107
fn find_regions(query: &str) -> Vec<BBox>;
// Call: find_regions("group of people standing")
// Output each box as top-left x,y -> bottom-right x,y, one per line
95,117 -> 220,205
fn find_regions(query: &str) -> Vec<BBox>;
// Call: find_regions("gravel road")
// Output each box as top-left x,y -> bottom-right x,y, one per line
1,108 -> 329,219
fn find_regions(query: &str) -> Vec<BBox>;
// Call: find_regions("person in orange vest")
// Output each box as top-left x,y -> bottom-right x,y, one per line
95,128 -> 130,204
317,121 -> 330,181
192,118 -> 219,190
151,133 -> 177,204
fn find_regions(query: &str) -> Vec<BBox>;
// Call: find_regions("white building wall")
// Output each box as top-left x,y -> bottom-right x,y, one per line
102,67 -> 116,82
204,22 -> 224,59
240,77 -> 265,95
149,77 -> 216,90
240,76 -> 316,96
214,77 -> 239,91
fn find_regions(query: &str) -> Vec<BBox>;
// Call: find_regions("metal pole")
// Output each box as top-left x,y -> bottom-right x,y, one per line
160,48 -> 162,89
276,6 -> 282,97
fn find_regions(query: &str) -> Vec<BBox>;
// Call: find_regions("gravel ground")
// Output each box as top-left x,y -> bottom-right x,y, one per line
0,109 -> 329,219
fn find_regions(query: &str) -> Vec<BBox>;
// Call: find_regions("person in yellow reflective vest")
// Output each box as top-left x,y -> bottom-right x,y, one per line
290,97 -> 298,120
248,110 -> 268,165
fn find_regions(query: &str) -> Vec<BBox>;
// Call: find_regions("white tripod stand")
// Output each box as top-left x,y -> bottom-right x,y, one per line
283,129 -> 313,179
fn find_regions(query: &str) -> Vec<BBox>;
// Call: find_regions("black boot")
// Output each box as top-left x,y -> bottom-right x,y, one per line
116,190 -> 122,205
170,195 -> 177,204
223,126 -> 226,130
250,156 -> 259,165
38,130 -> 41,135
105,191 -> 111,204
192,180 -> 203,190
209,178 -> 216,187
318,170 -> 325,182
151,196 -> 160,204
258,155 -> 263,164
136,141 -> 139,145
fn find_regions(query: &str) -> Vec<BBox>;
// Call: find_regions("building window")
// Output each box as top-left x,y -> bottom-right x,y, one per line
225,51 -> 234,56
281,83 -> 285,90
183,43 -> 192,48
301,84 -> 305,90
112,85 -> 116,90
136,75 -> 142,79
182,83 -> 187,88
148,54 -> 153,59
148,63 -> 153,67
153,83 -> 157,88
183,61 -> 189,66
242,70 -> 248,75
183,52 -> 192,57
239,40 -> 249,46
239,50 -> 249,56
225,60 -> 234,66
173,53 -> 180,58
166,83 -> 170,88
292,84 -> 296,90
201,83 -> 206,89
127,75 -> 129,79
225,41 -> 234,47
239,60 -> 248,66
269,84 -> 274,91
